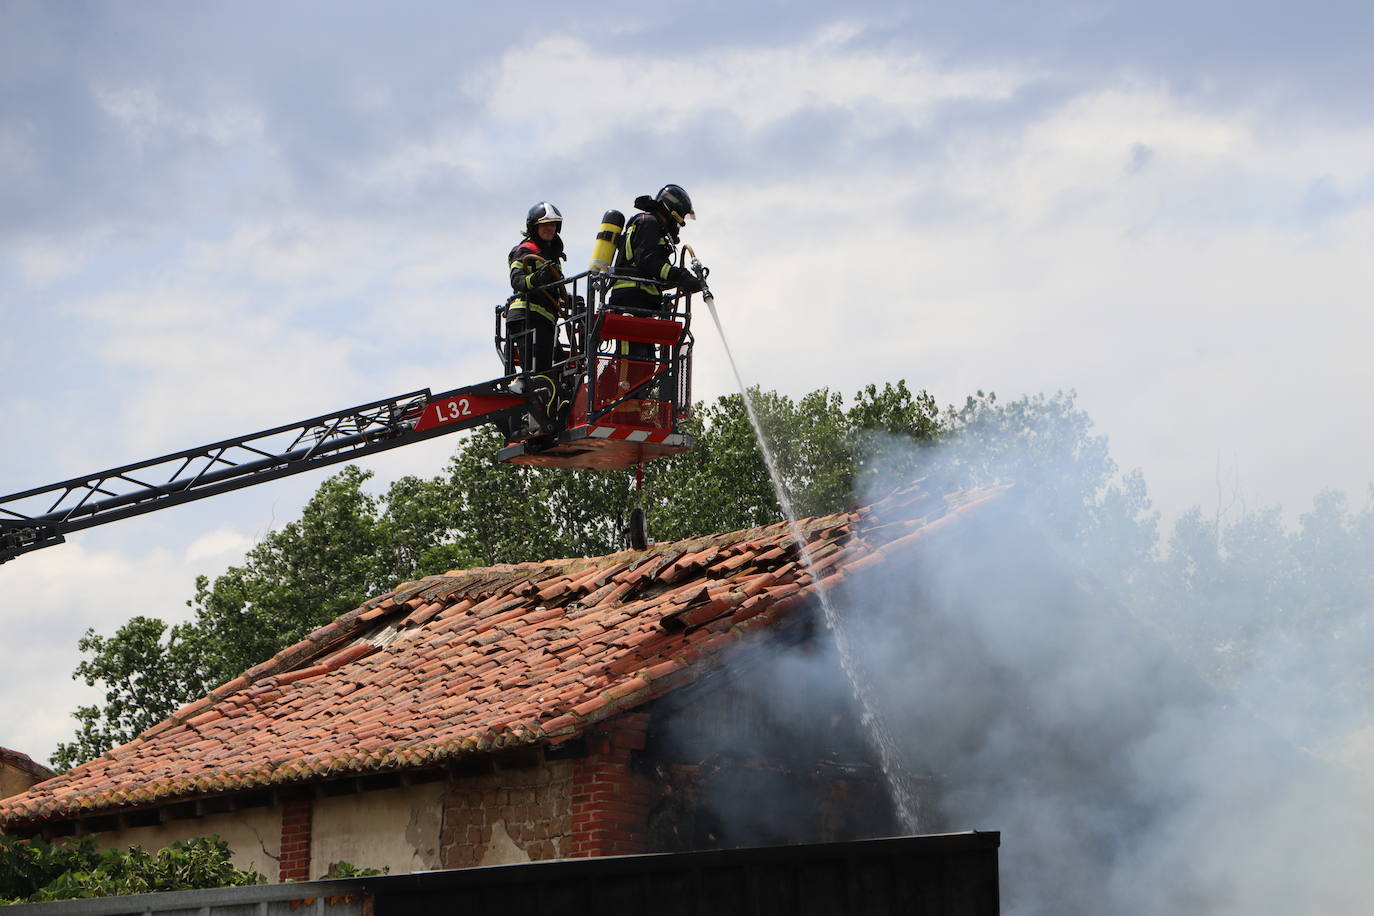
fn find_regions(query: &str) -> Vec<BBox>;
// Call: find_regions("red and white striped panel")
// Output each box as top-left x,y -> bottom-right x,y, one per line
587,426 -> 685,445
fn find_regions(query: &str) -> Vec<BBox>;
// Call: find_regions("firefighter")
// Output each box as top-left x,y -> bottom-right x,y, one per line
606,185 -> 703,402
506,201 -> 570,432
608,184 -> 703,319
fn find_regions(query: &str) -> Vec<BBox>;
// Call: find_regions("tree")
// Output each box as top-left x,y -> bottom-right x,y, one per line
647,381 -> 942,540
187,465 -> 399,687
439,426 -> 640,563
52,617 -> 206,771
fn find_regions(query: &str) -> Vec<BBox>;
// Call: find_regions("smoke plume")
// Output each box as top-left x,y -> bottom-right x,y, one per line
829,435 -> 1374,915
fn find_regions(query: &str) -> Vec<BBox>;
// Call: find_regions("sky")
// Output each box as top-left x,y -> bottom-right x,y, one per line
2,0 -> 1372,775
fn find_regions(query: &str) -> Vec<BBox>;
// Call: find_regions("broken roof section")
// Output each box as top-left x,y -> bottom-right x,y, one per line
0,481 -> 1009,829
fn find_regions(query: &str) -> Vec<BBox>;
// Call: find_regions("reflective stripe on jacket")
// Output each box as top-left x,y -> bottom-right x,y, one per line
610,212 -> 677,298
508,238 -> 560,323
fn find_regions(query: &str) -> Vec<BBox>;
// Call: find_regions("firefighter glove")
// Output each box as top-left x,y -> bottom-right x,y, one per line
670,267 -> 703,293
529,261 -> 555,288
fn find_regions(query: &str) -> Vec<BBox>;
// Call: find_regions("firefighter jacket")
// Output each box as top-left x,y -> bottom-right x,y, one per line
610,211 -> 693,300
508,235 -> 567,323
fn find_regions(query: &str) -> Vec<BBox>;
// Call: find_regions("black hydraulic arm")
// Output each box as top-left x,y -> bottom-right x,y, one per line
0,381 -> 524,565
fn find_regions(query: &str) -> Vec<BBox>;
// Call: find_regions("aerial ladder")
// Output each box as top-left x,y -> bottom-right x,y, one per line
1,251 -> 711,566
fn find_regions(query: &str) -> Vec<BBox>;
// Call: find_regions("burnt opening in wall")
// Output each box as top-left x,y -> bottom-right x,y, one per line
641,608 -> 903,853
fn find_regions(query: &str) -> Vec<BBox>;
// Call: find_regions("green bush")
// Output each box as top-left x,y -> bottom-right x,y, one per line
0,834 -> 263,904
321,860 -> 388,878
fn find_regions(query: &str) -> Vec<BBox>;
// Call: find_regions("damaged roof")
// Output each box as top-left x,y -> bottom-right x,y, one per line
0,481 -> 1009,828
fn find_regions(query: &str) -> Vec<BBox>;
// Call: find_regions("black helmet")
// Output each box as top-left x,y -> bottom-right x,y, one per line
525,201 -> 563,237
655,184 -> 694,225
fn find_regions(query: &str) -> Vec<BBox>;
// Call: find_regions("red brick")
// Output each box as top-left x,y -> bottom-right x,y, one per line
277,801 -> 312,883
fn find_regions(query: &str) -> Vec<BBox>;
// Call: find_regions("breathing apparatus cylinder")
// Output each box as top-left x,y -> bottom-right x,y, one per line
587,209 -> 625,272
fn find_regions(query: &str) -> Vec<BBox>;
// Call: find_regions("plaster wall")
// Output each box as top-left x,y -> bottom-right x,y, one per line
312,782 -> 445,878
101,807 -> 281,878
1,765 -> 39,800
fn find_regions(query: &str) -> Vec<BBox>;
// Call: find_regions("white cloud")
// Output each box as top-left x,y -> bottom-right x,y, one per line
679,73 -> 1374,522
91,83 -> 265,149
12,239 -> 84,286
0,539 -> 214,764
356,28 -> 1031,193
184,526 -> 255,563
483,31 -> 1026,146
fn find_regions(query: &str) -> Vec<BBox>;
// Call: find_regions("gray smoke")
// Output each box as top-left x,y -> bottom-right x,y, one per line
655,396 -> 1373,912
831,436 -> 1374,915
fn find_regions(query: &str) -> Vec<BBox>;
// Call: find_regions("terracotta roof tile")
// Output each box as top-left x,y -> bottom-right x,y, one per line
0,481 -> 1009,827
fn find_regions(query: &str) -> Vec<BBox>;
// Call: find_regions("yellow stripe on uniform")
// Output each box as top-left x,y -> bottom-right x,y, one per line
508,299 -> 557,323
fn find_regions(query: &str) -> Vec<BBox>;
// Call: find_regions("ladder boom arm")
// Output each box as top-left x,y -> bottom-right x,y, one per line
1,381 -> 523,564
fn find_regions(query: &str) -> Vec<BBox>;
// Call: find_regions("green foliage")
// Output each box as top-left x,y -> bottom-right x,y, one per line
321,860 -> 389,878
0,833 -> 86,903
644,380 -> 941,540
940,390 -> 1121,534
52,617 -> 207,771
187,465 -> 397,687
441,426 -> 641,563
0,835 -> 262,904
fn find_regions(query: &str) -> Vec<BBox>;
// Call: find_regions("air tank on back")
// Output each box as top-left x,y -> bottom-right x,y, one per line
588,209 -> 625,272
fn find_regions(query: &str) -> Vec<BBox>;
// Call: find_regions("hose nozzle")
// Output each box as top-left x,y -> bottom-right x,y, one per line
681,244 -> 714,303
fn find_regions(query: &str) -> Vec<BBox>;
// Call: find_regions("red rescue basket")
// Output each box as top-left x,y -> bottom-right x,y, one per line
494,271 -> 695,471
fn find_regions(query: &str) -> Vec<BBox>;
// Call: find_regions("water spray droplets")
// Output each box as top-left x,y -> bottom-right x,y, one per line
703,297 -> 921,832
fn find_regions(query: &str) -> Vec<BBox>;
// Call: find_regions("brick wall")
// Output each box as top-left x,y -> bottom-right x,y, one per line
278,799 -> 313,882
437,714 -> 654,867
568,712 -> 652,857
439,759 -> 574,868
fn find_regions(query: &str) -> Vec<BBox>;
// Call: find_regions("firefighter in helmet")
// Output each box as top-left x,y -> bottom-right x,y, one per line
606,184 -> 703,397
505,201 -> 570,431
608,184 -> 702,319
